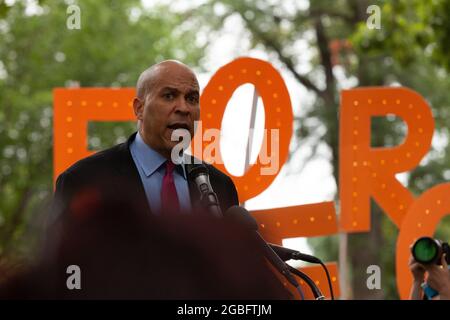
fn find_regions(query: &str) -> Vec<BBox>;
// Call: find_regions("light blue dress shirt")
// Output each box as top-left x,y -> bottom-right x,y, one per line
129,132 -> 191,214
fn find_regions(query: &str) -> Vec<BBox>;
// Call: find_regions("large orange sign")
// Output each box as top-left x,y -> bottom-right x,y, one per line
53,57 -> 448,299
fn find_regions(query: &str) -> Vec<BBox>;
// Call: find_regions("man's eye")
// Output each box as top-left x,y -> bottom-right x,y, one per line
163,93 -> 174,100
187,95 -> 199,104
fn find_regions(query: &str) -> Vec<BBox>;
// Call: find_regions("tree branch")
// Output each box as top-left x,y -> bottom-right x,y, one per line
239,14 -> 324,96
314,15 -> 335,96
295,8 -> 354,24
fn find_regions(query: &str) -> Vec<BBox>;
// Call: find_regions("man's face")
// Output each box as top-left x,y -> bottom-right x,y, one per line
134,64 -> 200,158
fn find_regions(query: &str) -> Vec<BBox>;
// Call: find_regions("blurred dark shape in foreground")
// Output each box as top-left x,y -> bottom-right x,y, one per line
0,192 -> 291,299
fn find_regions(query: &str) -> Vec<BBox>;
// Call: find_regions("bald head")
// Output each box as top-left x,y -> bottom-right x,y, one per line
136,60 -> 199,101
133,60 -> 201,159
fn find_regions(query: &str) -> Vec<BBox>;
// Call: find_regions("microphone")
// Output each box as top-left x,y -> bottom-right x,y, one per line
221,205 -> 320,263
224,206 -> 302,295
223,205 -> 336,300
269,245 -> 335,300
269,243 -> 321,264
186,164 -> 222,218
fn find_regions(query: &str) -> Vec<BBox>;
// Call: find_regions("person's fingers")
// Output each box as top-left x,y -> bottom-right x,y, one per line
408,254 -> 418,265
424,263 -> 438,274
441,253 -> 448,269
426,273 -> 442,292
410,262 -> 426,283
413,262 -> 425,271
410,262 -> 419,269
425,265 -> 437,275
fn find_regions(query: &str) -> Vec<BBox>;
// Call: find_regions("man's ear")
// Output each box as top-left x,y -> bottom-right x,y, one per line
133,97 -> 144,120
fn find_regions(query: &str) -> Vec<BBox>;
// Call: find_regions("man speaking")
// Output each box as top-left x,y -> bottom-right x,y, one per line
39,61 -> 291,299
51,60 -> 239,221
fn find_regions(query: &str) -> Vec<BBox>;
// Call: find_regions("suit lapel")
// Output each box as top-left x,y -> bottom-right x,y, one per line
114,132 -> 152,216
186,155 -> 202,211
188,177 -> 200,211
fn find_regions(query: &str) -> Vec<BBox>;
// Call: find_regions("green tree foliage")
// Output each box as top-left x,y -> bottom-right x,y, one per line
352,0 -> 450,71
0,0 -> 203,277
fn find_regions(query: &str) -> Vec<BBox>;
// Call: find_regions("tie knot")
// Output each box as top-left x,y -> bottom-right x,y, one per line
165,161 -> 176,174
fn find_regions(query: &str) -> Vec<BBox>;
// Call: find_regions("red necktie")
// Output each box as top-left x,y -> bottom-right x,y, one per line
161,161 -> 180,214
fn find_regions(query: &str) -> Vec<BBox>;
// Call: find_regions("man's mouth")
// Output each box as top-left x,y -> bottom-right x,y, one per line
167,123 -> 190,131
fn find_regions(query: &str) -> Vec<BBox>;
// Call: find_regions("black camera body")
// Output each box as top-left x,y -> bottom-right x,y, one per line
412,237 -> 450,265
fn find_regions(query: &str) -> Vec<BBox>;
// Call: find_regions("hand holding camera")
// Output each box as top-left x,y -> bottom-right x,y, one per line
409,237 -> 450,300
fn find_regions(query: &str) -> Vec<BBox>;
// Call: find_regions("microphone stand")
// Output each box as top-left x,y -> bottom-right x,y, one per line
287,265 -> 326,300
199,191 -> 222,218
269,244 -> 335,300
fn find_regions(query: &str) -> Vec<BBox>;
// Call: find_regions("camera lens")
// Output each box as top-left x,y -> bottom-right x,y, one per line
412,237 -> 439,264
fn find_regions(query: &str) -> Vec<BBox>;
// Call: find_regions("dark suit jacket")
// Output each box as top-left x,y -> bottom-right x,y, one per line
51,132 -> 239,223
43,133 -> 296,300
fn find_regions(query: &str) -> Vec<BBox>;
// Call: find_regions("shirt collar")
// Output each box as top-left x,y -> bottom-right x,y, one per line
133,132 -> 187,179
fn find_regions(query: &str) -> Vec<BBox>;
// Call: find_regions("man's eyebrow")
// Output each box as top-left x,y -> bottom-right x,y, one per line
187,89 -> 199,95
159,87 -> 199,95
160,87 -> 180,92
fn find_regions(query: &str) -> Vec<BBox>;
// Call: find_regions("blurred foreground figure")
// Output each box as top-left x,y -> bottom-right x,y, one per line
0,198 -> 291,299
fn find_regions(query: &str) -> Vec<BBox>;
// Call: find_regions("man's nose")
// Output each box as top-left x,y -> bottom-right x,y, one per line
174,97 -> 190,115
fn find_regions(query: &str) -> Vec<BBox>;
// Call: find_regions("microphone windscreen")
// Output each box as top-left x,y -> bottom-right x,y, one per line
224,205 -> 258,231
186,163 -> 208,180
